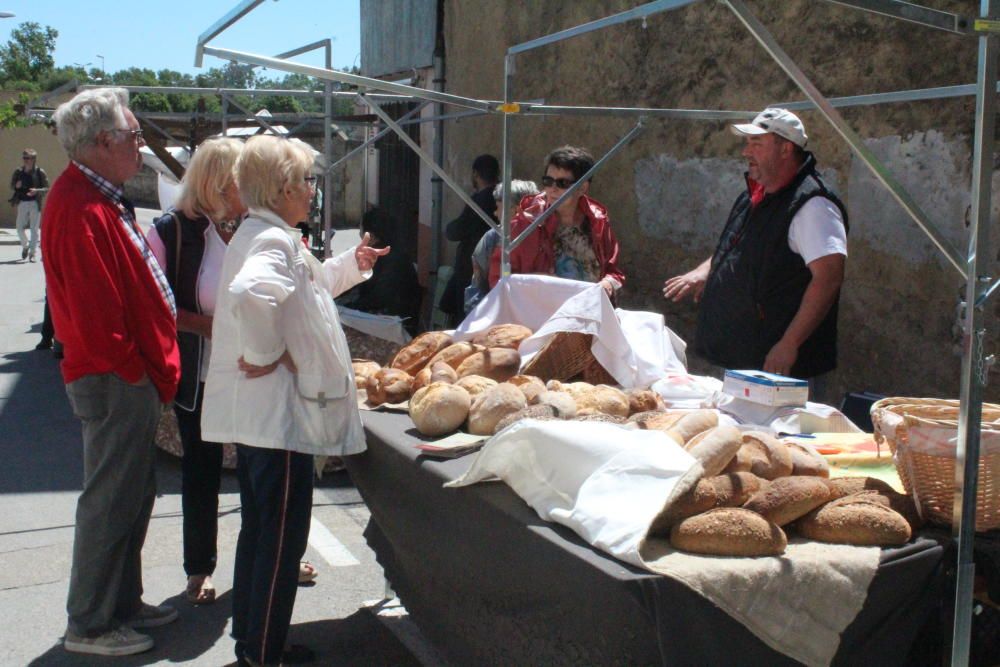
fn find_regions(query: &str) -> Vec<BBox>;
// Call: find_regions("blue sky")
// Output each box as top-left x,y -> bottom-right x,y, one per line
0,0 -> 361,76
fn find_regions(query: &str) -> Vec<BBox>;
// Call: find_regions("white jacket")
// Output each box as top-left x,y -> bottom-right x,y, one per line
201,208 -> 370,456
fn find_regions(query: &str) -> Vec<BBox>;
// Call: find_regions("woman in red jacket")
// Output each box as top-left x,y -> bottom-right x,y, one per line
488,145 -> 625,297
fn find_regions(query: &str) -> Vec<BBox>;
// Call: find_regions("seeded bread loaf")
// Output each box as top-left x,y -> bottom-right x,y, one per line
742,476 -> 832,526
670,508 -> 787,556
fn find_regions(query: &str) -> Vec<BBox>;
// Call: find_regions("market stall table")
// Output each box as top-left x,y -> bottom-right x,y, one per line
347,410 -> 948,666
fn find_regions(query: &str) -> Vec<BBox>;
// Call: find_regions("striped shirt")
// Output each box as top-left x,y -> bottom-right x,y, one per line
73,161 -> 177,317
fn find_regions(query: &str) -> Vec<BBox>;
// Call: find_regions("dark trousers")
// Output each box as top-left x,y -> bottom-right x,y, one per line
41,295 -> 54,343
176,385 -> 223,577
233,444 -> 313,664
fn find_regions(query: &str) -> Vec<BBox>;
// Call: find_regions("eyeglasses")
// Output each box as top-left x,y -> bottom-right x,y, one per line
304,176 -> 318,189
541,175 -> 577,190
112,128 -> 144,142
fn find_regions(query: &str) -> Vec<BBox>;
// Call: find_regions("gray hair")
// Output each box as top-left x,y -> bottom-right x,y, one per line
52,87 -> 130,159
492,179 -> 540,204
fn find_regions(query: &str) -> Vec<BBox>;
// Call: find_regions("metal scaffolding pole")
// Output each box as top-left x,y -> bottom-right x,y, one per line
323,40 -> 333,257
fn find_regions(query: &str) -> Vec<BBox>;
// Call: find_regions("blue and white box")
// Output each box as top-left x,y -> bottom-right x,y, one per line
722,370 -> 809,407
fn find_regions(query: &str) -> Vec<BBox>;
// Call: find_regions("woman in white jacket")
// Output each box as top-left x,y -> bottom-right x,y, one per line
201,135 -> 387,667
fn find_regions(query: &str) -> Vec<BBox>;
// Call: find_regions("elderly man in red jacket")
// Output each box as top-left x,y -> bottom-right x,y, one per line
43,88 -> 181,657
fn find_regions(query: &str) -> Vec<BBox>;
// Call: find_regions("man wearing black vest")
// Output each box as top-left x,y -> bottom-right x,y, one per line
663,108 -> 847,391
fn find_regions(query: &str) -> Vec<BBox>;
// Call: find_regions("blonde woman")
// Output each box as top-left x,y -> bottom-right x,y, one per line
201,135 -> 387,666
147,137 -> 247,606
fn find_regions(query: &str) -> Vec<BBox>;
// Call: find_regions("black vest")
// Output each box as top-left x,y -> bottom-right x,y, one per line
695,153 -> 848,379
153,210 -> 210,411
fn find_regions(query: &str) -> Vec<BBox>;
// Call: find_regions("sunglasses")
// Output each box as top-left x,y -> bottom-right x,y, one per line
541,175 -> 577,190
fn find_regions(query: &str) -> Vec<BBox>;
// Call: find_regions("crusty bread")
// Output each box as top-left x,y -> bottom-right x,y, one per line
468,382 -> 527,435
670,508 -> 787,556
412,362 -> 459,393
455,347 -> 521,383
825,476 -> 897,499
454,374 -> 497,398
724,432 -> 793,480
352,359 -> 382,390
685,426 -> 743,477
826,490 -> 924,531
573,413 -> 627,425
742,476 -> 832,526
664,410 -> 719,446
563,382 -> 629,418
508,374 -> 547,402
390,331 -> 452,375
426,342 -> 484,370
366,368 -> 414,405
629,410 -> 684,432
493,404 -> 558,434
786,440 -> 830,478
626,389 -> 664,416
409,382 -> 471,437
530,390 -> 578,418
797,499 -> 911,546
656,472 -> 768,529
472,323 -> 533,350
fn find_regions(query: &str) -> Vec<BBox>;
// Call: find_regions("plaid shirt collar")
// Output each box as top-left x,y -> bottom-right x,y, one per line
74,161 -> 126,206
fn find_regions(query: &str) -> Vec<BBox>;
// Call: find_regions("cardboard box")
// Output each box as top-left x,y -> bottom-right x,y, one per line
723,370 -> 809,407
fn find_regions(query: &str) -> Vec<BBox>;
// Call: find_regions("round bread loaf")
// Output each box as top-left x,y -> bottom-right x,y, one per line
366,368 -> 414,405
629,410 -> 683,432
825,476 -> 897,499
468,382 -> 527,435
455,347 -> 521,383
409,382 -> 471,437
656,472 -> 768,529
454,374 -> 498,398
493,404 -> 558,434
545,379 -> 565,392
742,476 -> 832,526
564,383 -> 629,418
508,375 -> 547,402
786,440 -> 830,478
827,490 -> 924,531
352,359 -> 382,390
724,432 -> 793,480
426,342 -> 484,370
412,362 -> 459,393
664,410 -> 719,446
472,323 -> 533,349
627,389 -> 664,416
390,331 -> 453,375
798,499 -> 911,546
530,390 -> 578,418
670,508 -> 787,556
685,426 -> 744,477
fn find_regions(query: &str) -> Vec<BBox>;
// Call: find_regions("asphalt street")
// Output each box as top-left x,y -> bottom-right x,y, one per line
0,213 -> 442,667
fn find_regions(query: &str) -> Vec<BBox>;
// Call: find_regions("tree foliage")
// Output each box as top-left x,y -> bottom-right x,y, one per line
0,22 -> 58,87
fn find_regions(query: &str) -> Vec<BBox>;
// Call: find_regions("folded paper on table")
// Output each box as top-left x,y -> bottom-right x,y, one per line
447,418 -> 881,667
415,431 -> 487,458
338,306 -> 411,345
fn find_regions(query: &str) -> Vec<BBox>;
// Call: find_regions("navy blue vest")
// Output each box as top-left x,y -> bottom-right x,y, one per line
695,153 -> 848,378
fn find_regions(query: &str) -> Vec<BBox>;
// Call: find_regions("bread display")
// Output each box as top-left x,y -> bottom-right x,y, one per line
797,498 -> 911,546
455,347 -> 521,383
724,432 -> 793,480
455,374 -> 498,398
669,508 -> 787,557
562,383 -> 629,418
657,472 -> 768,527
468,383 -> 528,435
473,323 -> 533,350
531,390 -> 578,419
426,342 -> 484,370
409,382 -> 472,437
390,331 -> 453,375
412,362 -> 458,393
493,404 -> 558,434
786,440 -> 830,478
684,426 -> 743,477
366,368 -> 414,406
664,410 -> 718,446
742,476 -> 833,526
352,359 -> 382,390
627,389 -> 664,416
508,374 -> 547,402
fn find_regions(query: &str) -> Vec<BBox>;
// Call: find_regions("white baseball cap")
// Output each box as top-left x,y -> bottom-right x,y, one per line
731,108 -> 808,148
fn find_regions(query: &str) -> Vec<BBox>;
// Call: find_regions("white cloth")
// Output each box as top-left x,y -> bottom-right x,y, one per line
456,274 -> 686,388
201,208 -> 370,456
15,200 -> 40,253
788,196 -> 848,265
337,306 -> 412,345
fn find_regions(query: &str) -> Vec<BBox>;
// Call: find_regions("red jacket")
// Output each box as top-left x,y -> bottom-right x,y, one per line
488,193 -> 625,288
42,163 -> 180,402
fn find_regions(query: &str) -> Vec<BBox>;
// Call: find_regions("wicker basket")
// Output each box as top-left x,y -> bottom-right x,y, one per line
871,397 -> 1000,531
522,331 -> 597,383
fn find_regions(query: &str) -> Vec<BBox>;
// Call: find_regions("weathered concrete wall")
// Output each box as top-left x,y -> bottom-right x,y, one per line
441,0 -> 999,401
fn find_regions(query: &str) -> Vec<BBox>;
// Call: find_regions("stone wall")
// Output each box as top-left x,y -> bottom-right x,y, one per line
440,0 -> 998,401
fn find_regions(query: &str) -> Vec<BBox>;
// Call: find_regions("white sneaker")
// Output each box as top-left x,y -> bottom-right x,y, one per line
125,601 -> 179,628
64,626 -> 154,656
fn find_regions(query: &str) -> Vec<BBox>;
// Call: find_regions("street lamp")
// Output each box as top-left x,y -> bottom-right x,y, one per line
96,54 -> 105,80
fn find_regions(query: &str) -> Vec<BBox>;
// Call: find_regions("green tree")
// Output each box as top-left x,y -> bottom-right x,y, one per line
0,22 -> 58,87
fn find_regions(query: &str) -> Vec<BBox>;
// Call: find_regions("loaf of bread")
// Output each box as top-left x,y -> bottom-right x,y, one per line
724,432 -> 793,480
472,323 -> 533,350
573,413 -> 627,425
670,508 -> 787,556
530,390 -> 578,418
454,374 -> 498,398
508,374 -> 547,402
426,342 -> 484,370
664,410 -> 719,446
742,476 -> 832,526
409,382 -> 471,437
467,382 -> 527,435
656,472 -> 768,528
563,383 -> 629,418
827,490 -> 924,531
455,347 -> 521,383
352,359 -> 382,390
685,426 -> 743,477
627,389 -> 664,416
797,498 -> 911,546
390,331 -> 453,375
786,440 -> 830,478
629,410 -> 684,432
366,368 -> 414,405
493,404 -> 558,434
825,476 -> 897,499
412,362 -> 459,393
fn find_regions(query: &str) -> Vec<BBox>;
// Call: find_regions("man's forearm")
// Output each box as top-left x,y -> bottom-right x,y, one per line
778,277 -> 841,349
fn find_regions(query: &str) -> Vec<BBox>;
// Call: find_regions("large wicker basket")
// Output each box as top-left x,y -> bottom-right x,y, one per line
521,331 -> 616,385
871,397 -> 1000,531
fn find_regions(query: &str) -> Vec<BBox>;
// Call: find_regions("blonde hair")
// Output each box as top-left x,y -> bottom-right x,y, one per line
235,135 -> 315,212
175,137 -> 244,221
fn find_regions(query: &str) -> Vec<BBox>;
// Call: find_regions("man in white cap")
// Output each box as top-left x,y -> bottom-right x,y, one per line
663,108 -> 847,391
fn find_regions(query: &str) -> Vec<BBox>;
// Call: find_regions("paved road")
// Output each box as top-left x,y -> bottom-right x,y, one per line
0,215 -> 441,666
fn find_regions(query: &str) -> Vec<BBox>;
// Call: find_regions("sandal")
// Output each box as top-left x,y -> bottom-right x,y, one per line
186,574 -> 217,605
298,561 -> 318,584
